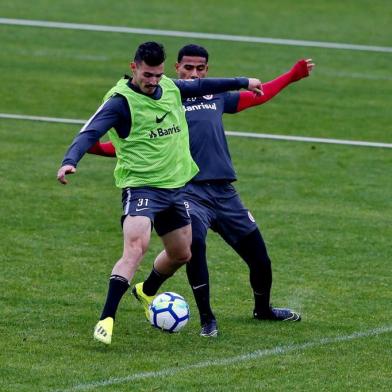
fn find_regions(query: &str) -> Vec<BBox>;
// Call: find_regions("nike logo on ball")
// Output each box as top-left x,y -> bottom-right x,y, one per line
156,111 -> 170,123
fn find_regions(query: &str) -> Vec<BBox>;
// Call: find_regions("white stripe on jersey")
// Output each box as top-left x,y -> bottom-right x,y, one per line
79,99 -> 110,133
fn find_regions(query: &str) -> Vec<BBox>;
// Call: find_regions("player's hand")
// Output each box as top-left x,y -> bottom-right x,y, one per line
291,59 -> 316,81
305,58 -> 315,73
57,164 -> 76,185
247,78 -> 264,95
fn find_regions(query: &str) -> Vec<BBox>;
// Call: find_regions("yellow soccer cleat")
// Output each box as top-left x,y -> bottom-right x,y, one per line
132,282 -> 156,320
93,317 -> 114,345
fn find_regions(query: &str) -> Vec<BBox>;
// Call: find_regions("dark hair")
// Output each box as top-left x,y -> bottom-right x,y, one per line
177,44 -> 209,63
134,41 -> 166,66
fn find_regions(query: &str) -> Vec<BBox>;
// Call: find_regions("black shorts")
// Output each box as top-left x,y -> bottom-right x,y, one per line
121,187 -> 191,236
184,181 -> 258,245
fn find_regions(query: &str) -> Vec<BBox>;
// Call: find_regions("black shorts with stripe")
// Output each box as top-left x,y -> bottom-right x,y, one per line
121,186 -> 191,236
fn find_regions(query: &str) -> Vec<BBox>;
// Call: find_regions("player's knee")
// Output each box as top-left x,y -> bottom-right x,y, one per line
180,249 -> 192,263
178,248 -> 192,264
168,247 -> 192,264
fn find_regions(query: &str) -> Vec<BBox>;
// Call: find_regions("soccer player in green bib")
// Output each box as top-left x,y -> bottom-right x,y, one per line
57,41 -> 263,344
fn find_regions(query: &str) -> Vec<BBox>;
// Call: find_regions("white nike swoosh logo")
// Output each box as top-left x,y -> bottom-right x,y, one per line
135,207 -> 150,211
192,284 -> 207,290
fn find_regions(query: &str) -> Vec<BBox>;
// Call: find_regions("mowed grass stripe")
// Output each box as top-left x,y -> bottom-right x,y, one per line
1,113 -> 391,149
55,325 -> 392,391
1,18 -> 392,53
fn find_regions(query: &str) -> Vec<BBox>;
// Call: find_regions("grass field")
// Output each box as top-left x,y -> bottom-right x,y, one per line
1,1 -> 391,391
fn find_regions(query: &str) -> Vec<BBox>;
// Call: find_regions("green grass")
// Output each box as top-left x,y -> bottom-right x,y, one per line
1,1 -> 392,391
1,0 -> 391,45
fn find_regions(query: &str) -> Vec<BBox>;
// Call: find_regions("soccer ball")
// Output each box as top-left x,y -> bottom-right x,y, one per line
148,292 -> 190,332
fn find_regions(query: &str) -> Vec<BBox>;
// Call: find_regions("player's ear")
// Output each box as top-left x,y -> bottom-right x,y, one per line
130,62 -> 137,73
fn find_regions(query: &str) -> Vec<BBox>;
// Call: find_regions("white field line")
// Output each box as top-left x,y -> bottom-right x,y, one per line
1,112 -> 391,149
226,131 -> 392,149
1,18 -> 392,53
0,113 -> 85,125
54,325 -> 392,391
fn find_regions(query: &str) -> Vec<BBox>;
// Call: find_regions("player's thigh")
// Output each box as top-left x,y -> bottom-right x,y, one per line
160,223 -> 192,260
122,215 -> 152,258
184,182 -> 214,231
154,203 -> 191,237
214,195 -> 258,246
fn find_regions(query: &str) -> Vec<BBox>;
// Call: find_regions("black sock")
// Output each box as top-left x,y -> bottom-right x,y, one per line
190,283 -> 214,325
186,216 -> 215,325
100,275 -> 130,320
232,228 -> 272,314
142,267 -> 170,296
253,292 -> 271,315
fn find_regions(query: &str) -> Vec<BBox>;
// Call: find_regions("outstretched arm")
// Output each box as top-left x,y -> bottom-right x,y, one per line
236,59 -> 315,112
175,77 -> 263,99
57,96 -> 127,184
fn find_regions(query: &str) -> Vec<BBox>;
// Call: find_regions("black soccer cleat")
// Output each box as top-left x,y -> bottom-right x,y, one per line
200,319 -> 218,337
254,307 -> 301,322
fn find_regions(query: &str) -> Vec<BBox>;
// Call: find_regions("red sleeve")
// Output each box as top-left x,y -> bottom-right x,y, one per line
88,141 -> 116,157
236,59 -> 309,112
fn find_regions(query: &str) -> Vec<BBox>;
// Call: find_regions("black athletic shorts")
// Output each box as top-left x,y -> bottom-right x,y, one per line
184,181 -> 257,245
121,186 -> 191,236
